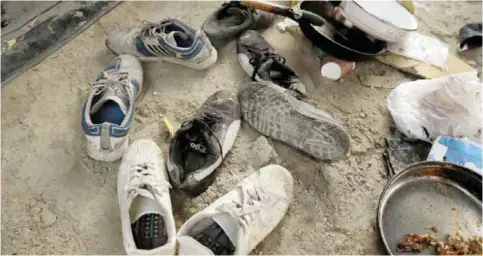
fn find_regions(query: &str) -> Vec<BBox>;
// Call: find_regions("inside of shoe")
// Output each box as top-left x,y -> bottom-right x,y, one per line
173,122 -> 217,182
130,196 -> 168,250
186,216 -> 236,255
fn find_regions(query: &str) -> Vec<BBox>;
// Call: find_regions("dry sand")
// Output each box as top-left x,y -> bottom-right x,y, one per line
1,1 -> 481,254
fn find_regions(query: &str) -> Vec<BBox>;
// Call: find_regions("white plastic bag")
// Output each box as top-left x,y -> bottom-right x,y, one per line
387,71 -> 482,144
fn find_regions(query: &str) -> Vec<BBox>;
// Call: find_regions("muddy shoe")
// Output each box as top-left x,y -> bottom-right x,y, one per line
118,140 -> 176,254
239,81 -> 350,162
81,54 -> 142,162
106,19 -> 217,70
167,90 -> 241,197
237,30 -> 307,98
176,164 -> 293,255
202,2 -> 275,48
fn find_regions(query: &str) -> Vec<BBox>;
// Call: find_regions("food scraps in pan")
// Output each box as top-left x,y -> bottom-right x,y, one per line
436,234 -> 482,255
397,233 -> 436,253
397,232 -> 483,255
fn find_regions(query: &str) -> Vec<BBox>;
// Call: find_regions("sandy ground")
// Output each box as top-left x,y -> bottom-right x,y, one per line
1,1 -> 481,254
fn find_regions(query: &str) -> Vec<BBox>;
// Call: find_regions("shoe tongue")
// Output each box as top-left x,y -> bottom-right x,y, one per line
130,193 -> 164,223
90,87 -> 129,115
212,213 -> 240,246
166,31 -> 189,47
177,236 -> 215,255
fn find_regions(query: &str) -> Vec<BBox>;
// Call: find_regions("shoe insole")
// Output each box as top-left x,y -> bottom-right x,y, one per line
131,213 -> 168,250
193,222 -> 236,255
90,100 -> 125,126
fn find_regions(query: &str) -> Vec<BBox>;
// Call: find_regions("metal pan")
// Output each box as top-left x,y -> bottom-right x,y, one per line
377,161 -> 482,255
237,0 -> 386,62
298,0 -> 386,62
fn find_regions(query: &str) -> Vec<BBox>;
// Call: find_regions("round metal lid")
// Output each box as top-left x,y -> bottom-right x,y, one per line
354,0 -> 418,31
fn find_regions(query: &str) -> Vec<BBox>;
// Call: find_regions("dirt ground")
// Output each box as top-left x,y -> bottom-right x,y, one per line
1,1 -> 481,254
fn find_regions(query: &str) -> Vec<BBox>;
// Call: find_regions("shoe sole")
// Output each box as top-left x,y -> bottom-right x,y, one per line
86,135 -> 129,162
105,41 -> 218,71
239,82 -> 350,162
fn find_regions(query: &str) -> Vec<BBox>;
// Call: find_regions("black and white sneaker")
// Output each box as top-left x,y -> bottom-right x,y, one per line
236,30 -> 307,98
167,90 -> 241,197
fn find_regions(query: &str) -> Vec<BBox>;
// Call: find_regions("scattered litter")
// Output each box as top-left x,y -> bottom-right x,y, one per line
427,136 -> 482,175
161,116 -> 174,139
458,22 -> 482,52
383,133 -> 431,176
320,55 -> 355,81
397,0 -> 415,14
277,17 -> 298,33
387,32 -> 449,69
387,71 -> 482,144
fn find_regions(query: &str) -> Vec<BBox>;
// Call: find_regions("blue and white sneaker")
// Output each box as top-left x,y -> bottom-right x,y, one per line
81,54 -> 143,162
105,19 -> 217,70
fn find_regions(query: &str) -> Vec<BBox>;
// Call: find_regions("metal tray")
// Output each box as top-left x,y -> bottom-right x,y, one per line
377,161 -> 482,255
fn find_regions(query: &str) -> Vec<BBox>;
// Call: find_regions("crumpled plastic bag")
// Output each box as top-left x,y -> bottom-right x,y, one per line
387,71 -> 482,144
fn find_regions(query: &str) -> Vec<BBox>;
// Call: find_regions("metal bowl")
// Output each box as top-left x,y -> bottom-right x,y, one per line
377,161 -> 482,255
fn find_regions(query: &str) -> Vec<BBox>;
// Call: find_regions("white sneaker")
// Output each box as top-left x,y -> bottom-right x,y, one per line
117,139 -> 176,255
176,164 -> 294,255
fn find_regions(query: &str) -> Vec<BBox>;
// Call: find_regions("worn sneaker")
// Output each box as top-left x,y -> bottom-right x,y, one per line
118,139 -> 176,255
237,30 -> 307,98
167,90 -> 241,197
202,2 -> 275,48
176,164 -> 293,255
81,54 -> 142,162
239,81 -> 350,162
106,19 -> 217,70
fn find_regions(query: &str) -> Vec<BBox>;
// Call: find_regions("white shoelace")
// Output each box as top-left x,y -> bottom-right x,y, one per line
91,71 -> 135,100
218,181 -> 273,231
125,162 -> 171,200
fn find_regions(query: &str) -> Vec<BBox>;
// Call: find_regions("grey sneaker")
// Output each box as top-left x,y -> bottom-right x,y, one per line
167,90 -> 241,196
106,19 -> 217,70
237,30 -> 307,98
202,2 -> 275,48
238,81 -> 350,162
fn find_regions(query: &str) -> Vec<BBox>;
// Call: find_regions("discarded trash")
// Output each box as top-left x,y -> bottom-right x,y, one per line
376,51 -> 475,79
383,134 -> 431,176
320,55 -> 355,80
277,17 -> 298,33
161,116 -> 174,139
458,22 -> 482,52
387,71 -> 482,144
427,136 -> 482,175
387,32 -> 449,69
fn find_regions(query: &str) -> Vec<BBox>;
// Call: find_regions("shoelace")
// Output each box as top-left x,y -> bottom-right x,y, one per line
244,45 -> 287,81
125,162 -> 171,200
217,181 -> 272,231
140,20 -> 171,38
181,110 -> 225,161
92,71 -> 135,100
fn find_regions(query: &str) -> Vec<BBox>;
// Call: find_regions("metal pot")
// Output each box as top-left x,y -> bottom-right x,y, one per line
377,161 -> 482,255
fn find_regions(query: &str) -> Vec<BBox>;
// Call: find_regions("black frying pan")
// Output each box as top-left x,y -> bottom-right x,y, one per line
235,0 -> 386,62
